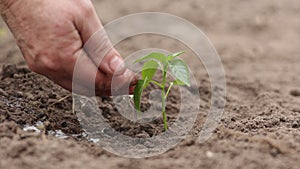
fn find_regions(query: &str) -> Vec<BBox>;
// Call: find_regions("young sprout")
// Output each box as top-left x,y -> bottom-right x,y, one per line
133,51 -> 190,131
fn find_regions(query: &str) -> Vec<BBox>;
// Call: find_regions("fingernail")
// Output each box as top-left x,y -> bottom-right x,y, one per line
109,56 -> 125,74
124,69 -> 131,77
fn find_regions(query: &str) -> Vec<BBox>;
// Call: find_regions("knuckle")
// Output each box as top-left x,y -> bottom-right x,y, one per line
42,59 -> 60,72
81,2 -> 94,17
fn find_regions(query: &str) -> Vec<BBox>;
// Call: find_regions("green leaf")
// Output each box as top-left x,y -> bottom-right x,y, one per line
169,59 -> 190,87
134,52 -> 167,66
173,79 -> 186,86
142,60 -> 159,88
167,51 -> 185,61
133,77 -> 148,112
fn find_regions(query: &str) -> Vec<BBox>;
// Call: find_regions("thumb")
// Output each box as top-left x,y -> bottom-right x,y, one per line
73,1 -> 126,75
83,29 -> 126,76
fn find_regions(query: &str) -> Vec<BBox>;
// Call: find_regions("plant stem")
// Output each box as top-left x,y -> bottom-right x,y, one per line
165,82 -> 174,99
150,80 -> 163,88
161,89 -> 167,131
162,70 -> 168,131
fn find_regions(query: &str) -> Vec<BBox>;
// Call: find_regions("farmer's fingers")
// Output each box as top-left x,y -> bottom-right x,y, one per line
82,29 -> 126,76
110,69 -> 138,95
71,1 -> 136,93
73,1 -> 126,76
71,49 -> 136,96
71,49 -> 112,96
73,0 -> 102,43
34,48 -> 108,96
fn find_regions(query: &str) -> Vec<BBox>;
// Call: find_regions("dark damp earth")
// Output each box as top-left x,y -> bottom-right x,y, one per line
1,0 -> 300,169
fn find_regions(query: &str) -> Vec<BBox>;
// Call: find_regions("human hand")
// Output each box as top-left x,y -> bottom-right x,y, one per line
0,0 -> 136,96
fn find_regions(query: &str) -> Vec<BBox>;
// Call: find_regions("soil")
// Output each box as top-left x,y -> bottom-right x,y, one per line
1,0 -> 300,169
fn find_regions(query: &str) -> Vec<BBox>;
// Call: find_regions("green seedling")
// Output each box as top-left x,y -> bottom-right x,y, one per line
133,51 -> 190,131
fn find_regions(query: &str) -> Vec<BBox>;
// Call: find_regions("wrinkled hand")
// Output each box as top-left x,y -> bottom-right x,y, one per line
0,0 -> 136,96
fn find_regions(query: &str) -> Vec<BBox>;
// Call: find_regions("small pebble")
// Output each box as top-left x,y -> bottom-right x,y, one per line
25,92 -> 35,100
36,124 -> 45,131
136,132 -> 150,138
13,91 -> 23,98
206,151 -> 214,158
290,89 -> 300,97
292,121 -> 299,128
270,148 -> 279,157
